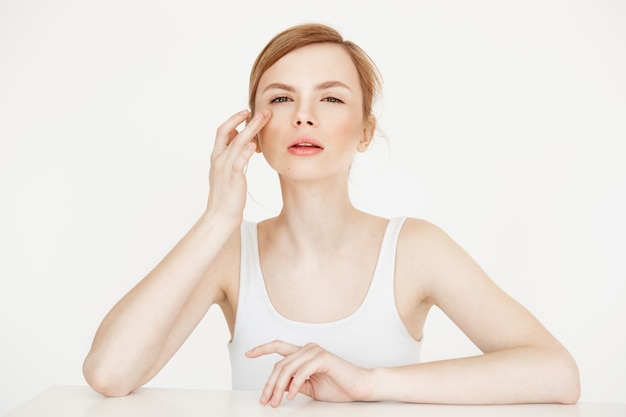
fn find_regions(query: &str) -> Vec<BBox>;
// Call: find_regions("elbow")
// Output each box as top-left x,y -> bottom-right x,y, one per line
558,363 -> 581,405
555,377 -> 580,405
83,355 -> 136,397
547,348 -> 581,404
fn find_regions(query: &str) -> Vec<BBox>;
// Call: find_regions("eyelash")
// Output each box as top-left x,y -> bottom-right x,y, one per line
269,96 -> 344,104
270,95 -> 291,103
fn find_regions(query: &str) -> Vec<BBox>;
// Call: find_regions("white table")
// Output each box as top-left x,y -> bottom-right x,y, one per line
4,385 -> 626,417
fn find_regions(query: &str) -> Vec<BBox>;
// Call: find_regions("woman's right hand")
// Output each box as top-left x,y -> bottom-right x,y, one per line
206,109 -> 270,225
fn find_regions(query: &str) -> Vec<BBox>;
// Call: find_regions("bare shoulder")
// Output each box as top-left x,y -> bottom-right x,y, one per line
399,217 -> 445,238
397,217 -> 455,261
394,217 -> 451,291
396,217 -> 485,297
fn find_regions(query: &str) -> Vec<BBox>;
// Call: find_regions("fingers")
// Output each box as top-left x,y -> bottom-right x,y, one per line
246,340 -> 299,358
285,355 -> 319,401
213,109 -> 249,153
212,109 -> 270,159
255,342 -> 328,407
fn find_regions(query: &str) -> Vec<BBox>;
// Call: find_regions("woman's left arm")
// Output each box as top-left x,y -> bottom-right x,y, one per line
371,218 -> 580,405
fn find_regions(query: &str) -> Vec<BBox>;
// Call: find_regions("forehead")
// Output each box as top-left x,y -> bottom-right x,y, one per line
258,43 -> 361,91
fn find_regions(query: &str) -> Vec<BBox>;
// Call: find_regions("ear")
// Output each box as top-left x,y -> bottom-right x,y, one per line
357,115 -> 376,152
252,134 -> 263,153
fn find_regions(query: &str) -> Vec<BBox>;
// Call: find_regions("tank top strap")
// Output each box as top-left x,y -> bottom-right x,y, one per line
239,221 -> 254,287
367,216 -> 407,295
237,221 -> 264,316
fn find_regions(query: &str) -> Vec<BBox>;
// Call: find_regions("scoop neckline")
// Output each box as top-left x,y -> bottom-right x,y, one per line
249,219 -> 395,328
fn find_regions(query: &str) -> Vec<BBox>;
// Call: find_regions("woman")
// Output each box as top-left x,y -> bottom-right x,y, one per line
83,23 -> 580,407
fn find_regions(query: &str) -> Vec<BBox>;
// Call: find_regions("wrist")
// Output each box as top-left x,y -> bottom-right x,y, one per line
192,210 -> 241,243
197,209 -> 241,233
366,367 -> 387,402
366,366 -> 414,403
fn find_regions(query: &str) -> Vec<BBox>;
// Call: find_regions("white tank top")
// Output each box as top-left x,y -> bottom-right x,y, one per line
228,217 -> 422,390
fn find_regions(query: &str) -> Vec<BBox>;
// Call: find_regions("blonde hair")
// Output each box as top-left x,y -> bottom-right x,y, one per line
248,23 -> 382,119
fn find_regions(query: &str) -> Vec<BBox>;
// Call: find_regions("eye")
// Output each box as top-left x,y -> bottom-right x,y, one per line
270,95 -> 292,104
322,96 -> 344,103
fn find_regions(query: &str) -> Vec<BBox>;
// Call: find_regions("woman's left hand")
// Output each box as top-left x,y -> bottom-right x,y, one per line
246,340 -> 373,407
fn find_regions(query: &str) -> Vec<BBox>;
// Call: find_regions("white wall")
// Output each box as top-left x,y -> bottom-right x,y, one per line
1,0 -> 624,413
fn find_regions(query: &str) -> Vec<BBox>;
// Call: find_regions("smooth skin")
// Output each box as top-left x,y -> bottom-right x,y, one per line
83,43 -> 580,407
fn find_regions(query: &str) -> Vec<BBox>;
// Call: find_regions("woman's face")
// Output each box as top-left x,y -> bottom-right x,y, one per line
254,42 -> 374,183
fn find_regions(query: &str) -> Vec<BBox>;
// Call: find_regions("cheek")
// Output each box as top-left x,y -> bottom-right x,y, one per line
257,117 -> 284,148
337,118 -> 358,135
334,114 -> 365,145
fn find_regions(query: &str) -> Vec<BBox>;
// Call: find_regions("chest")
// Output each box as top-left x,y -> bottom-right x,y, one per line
259,244 -> 380,323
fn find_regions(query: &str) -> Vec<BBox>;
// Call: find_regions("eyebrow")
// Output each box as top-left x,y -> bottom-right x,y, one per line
261,80 -> 352,94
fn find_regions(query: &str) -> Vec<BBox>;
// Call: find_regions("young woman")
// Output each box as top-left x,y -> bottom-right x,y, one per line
83,23 -> 580,407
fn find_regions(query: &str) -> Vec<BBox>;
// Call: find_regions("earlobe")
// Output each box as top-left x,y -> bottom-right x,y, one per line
357,139 -> 371,152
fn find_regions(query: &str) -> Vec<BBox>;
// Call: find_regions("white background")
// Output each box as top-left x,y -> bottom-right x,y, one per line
1,0 -> 625,413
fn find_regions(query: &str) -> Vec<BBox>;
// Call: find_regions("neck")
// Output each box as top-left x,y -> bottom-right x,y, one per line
272,175 -> 362,251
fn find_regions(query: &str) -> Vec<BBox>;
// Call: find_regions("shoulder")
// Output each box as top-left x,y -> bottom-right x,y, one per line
397,217 -> 452,251
397,216 -> 475,265
395,217 -> 445,282
396,217 -> 476,291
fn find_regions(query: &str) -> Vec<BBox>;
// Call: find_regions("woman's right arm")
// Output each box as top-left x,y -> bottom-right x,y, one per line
82,109 -> 271,396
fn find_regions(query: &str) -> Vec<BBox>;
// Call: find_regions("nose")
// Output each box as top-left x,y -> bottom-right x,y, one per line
293,102 -> 317,127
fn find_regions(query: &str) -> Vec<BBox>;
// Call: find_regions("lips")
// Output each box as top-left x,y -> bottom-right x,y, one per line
290,142 -> 321,149
288,138 -> 324,149
287,137 -> 324,156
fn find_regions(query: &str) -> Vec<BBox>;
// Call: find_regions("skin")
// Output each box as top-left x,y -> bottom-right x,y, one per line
83,43 -> 580,407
